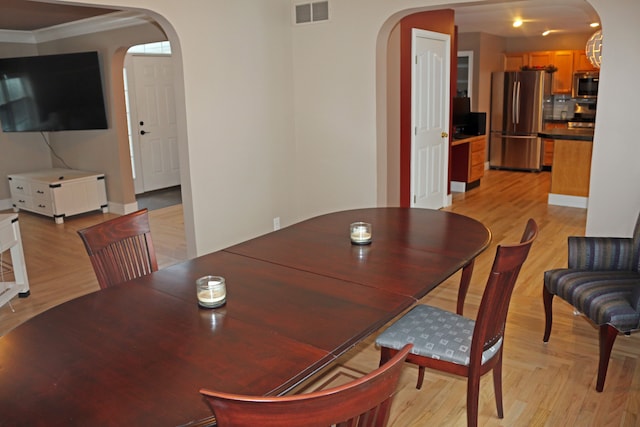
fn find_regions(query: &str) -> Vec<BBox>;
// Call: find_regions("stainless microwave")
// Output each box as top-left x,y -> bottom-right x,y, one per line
573,71 -> 599,98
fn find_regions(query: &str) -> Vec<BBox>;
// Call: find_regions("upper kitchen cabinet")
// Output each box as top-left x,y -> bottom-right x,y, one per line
504,53 -> 528,71
551,51 -> 574,94
574,50 -> 599,72
503,50 -> 585,95
529,51 -> 553,68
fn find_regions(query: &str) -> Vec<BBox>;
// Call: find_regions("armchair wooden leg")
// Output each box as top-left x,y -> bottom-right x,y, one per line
456,259 -> 475,316
417,366 -> 425,390
467,371 -> 481,427
379,346 -> 394,367
596,324 -> 619,392
542,286 -> 554,342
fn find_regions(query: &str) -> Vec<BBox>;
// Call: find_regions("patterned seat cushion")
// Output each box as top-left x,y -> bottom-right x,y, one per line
544,269 -> 640,331
375,305 -> 502,366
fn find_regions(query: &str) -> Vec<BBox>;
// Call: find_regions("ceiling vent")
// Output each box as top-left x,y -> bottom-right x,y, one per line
295,1 -> 329,25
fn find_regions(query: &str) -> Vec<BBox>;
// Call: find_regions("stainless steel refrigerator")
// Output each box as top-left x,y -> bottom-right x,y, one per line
489,70 -> 551,171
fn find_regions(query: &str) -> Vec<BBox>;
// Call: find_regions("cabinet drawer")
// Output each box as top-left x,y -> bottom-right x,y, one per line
469,163 -> 485,182
471,149 -> 485,166
470,140 -> 484,153
31,200 -> 54,216
12,195 -> 33,210
9,179 -> 30,197
31,182 -> 51,201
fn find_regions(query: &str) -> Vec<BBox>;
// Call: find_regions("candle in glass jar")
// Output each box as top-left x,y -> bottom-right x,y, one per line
196,276 -> 226,308
350,222 -> 372,245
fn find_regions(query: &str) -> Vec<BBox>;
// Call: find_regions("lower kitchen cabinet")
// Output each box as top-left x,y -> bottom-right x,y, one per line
542,122 -> 569,167
451,135 -> 486,189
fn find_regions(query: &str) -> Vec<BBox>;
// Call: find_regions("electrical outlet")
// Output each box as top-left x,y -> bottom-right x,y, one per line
273,217 -> 280,231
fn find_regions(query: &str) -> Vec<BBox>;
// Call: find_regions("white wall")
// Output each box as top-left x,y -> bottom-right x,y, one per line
585,0 -> 640,236
0,42 -> 52,208
60,0 -> 640,256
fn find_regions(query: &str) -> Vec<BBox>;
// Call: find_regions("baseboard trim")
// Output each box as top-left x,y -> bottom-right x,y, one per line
0,198 -> 12,211
548,193 -> 588,209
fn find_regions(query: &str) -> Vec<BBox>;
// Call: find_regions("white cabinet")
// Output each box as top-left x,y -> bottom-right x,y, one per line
8,169 -> 108,224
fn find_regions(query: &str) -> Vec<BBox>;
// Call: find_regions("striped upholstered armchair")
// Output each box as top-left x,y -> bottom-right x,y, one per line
543,212 -> 640,392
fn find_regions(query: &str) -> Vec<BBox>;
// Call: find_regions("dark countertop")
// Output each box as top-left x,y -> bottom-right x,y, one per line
538,128 -> 594,141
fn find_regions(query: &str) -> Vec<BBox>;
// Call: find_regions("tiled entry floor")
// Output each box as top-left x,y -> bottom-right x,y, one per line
136,186 -> 181,211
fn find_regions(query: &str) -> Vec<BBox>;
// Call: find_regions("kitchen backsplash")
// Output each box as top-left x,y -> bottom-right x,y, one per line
545,94 -> 596,120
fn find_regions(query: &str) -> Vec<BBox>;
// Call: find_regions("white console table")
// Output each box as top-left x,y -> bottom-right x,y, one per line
8,168 -> 108,224
0,213 -> 30,308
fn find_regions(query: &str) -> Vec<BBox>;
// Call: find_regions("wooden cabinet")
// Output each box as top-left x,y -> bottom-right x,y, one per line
504,53 -> 528,71
550,138 -> 592,197
8,168 -> 108,224
541,122 -> 568,167
543,139 -> 555,167
451,135 -> 486,185
503,50 -> 596,95
574,50 -> 598,72
529,51 -> 553,68
551,51 -> 574,94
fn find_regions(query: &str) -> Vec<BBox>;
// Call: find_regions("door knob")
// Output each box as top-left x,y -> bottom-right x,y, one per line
140,130 -> 150,135
441,131 -> 448,138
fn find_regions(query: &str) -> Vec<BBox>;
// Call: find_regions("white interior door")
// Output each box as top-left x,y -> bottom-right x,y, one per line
129,55 -> 180,193
411,29 -> 450,209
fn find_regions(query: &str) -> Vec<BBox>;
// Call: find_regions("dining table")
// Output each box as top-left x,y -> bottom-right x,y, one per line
0,207 -> 490,426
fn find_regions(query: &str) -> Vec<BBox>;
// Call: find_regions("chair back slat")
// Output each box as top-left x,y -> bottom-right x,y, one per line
78,209 -> 158,289
200,344 -> 412,427
472,219 -> 538,356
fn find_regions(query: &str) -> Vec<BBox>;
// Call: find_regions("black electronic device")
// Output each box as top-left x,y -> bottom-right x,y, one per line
0,51 -> 108,132
466,112 -> 487,136
452,97 -> 471,126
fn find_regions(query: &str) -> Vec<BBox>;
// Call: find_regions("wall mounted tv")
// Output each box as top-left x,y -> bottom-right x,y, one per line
0,51 -> 108,132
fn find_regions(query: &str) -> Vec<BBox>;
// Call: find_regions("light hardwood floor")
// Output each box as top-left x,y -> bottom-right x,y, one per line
0,204 -> 187,334
1,170 -> 638,426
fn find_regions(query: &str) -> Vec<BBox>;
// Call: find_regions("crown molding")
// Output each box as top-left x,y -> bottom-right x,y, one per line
0,10 -> 154,44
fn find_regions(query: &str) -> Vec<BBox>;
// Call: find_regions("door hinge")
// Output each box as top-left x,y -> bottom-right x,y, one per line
413,195 -> 416,204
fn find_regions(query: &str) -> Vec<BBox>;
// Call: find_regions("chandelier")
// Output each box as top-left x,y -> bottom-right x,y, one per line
586,30 -> 603,68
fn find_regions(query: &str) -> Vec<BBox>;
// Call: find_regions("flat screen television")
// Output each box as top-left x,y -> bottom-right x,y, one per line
0,51 -> 108,132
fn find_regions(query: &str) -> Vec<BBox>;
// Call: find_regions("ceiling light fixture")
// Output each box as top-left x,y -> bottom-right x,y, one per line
542,30 -> 551,36
590,22 -> 600,28
513,19 -> 523,28
586,29 -> 603,68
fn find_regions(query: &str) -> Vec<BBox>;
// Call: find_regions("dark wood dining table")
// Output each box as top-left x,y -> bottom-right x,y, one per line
0,208 -> 490,426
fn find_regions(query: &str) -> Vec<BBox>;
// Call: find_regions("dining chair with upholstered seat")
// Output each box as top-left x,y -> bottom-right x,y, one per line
77,208 -> 158,289
199,344 -> 412,427
375,219 -> 538,427
543,211 -> 640,392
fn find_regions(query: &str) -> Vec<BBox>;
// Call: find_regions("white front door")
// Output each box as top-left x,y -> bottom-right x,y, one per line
129,55 -> 180,193
411,29 -> 450,209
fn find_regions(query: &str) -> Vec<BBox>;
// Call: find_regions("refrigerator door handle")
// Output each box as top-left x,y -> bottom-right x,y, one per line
515,81 -> 521,124
511,81 -> 518,125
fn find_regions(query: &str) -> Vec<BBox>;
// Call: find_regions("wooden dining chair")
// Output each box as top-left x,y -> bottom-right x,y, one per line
77,208 -> 158,289
199,344 -> 412,427
376,219 -> 538,427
